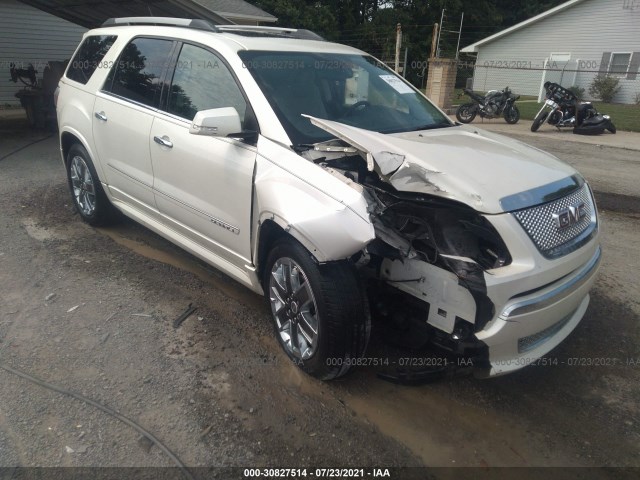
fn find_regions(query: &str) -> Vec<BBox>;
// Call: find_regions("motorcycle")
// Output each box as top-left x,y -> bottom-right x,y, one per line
455,86 -> 520,124
531,81 -> 616,135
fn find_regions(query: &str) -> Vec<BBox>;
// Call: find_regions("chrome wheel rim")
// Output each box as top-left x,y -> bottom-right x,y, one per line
70,155 -> 96,216
269,257 -> 319,360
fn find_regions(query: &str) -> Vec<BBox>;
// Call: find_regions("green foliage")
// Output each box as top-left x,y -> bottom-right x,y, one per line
568,85 -> 585,99
589,76 -> 621,103
254,0 -> 568,87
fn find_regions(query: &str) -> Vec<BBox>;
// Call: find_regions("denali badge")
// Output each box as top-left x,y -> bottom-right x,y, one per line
552,202 -> 586,229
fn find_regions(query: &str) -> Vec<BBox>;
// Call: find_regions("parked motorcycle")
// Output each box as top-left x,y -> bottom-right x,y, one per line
455,86 -> 520,124
531,81 -> 616,135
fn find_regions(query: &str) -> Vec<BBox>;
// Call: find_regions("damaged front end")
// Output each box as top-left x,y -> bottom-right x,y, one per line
297,119 -> 516,381
362,187 -> 508,381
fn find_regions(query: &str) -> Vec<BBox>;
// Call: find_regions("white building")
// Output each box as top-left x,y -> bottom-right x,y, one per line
461,0 -> 640,104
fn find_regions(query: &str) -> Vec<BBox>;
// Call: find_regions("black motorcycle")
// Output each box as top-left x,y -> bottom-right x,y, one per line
531,81 -> 616,135
456,86 -> 520,124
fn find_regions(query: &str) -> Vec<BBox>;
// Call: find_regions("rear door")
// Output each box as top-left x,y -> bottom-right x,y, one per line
149,42 -> 257,264
93,37 -> 175,215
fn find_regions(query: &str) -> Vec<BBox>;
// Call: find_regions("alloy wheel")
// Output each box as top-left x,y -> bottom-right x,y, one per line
70,155 -> 96,217
269,257 -> 319,360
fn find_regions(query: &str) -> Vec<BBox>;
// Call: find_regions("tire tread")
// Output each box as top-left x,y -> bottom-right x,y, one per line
264,238 -> 370,380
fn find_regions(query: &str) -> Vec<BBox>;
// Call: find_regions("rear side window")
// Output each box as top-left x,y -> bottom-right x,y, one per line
104,37 -> 174,107
66,35 -> 117,84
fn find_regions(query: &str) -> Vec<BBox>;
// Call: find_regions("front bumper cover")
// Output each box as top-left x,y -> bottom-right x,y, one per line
475,245 -> 601,377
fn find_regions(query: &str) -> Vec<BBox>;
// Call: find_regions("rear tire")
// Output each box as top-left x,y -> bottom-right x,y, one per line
456,103 -> 477,123
263,238 -> 370,380
66,143 -> 119,226
504,105 -> 520,124
531,111 -> 548,132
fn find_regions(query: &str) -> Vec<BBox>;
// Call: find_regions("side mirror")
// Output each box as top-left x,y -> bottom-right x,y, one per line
189,107 -> 241,137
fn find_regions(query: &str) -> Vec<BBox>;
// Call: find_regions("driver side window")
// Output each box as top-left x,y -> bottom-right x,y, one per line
167,44 -> 247,125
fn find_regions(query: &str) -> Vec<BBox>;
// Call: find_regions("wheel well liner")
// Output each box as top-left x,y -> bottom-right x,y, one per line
256,219 -> 287,282
61,131 -> 81,166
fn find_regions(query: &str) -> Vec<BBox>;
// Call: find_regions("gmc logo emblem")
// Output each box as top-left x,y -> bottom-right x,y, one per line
552,203 -> 587,229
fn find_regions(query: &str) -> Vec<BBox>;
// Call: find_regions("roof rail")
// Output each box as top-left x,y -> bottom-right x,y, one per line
101,17 -> 216,32
215,25 -> 325,41
100,18 -> 324,40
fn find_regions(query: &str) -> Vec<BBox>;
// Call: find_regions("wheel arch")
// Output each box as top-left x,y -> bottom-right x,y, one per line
254,215 -> 334,286
255,218 -> 288,283
60,131 -> 81,168
59,127 -> 107,183
252,205 -> 374,278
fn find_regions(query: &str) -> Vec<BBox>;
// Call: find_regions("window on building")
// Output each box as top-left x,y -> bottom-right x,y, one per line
609,53 -> 632,76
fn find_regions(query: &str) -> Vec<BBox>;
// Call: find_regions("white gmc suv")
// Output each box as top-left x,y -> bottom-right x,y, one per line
56,17 -> 601,380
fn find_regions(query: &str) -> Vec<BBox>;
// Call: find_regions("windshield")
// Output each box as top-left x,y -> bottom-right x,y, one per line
238,51 -> 451,145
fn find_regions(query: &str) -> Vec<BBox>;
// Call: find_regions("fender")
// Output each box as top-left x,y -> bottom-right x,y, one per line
252,137 -> 375,264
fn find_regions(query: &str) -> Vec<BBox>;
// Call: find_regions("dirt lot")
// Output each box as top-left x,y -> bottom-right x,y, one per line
0,121 -> 639,479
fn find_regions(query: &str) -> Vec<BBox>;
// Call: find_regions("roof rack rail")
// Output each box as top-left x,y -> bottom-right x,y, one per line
100,18 -> 324,40
101,17 -> 216,32
215,25 -> 325,41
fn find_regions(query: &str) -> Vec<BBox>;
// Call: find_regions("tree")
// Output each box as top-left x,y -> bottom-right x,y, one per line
253,0 -> 569,87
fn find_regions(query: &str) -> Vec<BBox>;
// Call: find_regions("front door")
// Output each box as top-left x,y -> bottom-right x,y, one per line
150,43 -> 257,264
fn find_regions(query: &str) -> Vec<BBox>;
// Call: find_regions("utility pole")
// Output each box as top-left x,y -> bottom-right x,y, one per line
430,23 -> 439,59
436,8 -> 445,58
394,23 -> 402,73
402,47 -> 408,77
455,12 -> 464,60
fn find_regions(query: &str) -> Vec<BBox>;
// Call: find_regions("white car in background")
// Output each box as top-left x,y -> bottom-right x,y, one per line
56,17 -> 601,380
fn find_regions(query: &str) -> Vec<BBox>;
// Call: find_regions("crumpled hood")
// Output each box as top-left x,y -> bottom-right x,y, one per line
304,116 -> 578,214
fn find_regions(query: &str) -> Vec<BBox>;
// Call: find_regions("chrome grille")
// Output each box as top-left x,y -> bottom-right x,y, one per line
513,184 -> 596,258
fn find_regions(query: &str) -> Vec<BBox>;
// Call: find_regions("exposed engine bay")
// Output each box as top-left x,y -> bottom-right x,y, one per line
299,138 -> 514,380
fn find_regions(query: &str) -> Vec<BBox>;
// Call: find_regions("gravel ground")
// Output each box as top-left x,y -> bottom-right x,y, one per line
0,122 -> 639,479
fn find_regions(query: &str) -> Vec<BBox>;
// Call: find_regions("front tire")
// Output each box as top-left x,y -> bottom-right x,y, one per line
263,238 -> 370,380
531,110 -> 548,132
456,103 -> 477,123
504,105 -> 520,124
66,143 -> 118,226
607,122 -> 617,134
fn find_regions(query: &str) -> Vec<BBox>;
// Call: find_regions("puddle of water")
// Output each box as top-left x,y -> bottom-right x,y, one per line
339,375 -> 579,468
257,331 -> 560,467
98,225 -> 263,309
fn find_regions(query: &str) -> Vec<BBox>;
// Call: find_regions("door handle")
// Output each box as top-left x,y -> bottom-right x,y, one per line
94,111 -> 107,121
153,135 -> 173,148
